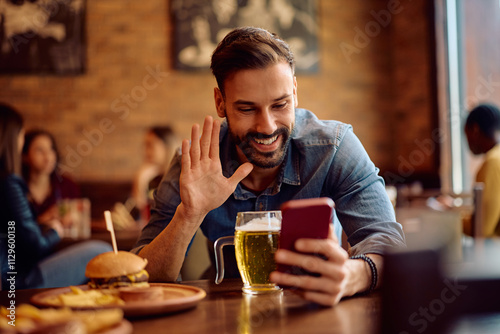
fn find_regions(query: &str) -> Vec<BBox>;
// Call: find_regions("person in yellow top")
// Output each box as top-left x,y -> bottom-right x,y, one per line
464,103 -> 500,237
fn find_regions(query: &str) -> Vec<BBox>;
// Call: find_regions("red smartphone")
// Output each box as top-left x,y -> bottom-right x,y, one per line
278,197 -> 334,275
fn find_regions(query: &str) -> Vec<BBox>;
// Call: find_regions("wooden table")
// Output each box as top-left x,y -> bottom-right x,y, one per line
0,279 -> 381,334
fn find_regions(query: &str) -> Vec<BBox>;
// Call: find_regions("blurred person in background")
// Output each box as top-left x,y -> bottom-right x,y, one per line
131,126 -> 179,222
464,103 -> 500,237
0,103 -> 111,289
22,129 -> 80,224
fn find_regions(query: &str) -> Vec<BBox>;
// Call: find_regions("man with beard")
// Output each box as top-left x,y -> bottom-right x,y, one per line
132,27 -> 405,306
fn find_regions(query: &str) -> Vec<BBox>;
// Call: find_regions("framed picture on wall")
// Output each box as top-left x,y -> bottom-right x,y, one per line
0,0 -> 86,75
172,0 -> 319,73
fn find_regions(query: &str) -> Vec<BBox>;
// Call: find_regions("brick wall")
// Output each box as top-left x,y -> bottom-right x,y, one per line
0,0 -> 437,185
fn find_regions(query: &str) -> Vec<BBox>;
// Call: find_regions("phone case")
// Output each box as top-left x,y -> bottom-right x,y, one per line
278,197 -> 334,275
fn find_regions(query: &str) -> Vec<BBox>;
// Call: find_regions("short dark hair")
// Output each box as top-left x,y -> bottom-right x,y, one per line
465,103 -> 500,138
0,103 -> 24,177
210,26 -> 295,96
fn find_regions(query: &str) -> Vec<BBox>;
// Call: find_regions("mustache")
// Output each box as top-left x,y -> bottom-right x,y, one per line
245,128 -> 289,141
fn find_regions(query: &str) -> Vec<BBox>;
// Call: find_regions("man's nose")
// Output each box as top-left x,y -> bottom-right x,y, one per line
255,109 -> 277,135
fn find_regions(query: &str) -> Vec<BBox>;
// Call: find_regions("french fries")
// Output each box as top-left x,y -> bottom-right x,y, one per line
0,304 -> 124,333
43,286 -> 125,307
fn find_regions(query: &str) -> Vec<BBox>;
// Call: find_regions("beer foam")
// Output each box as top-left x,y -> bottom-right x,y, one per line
236,217 -> 281,231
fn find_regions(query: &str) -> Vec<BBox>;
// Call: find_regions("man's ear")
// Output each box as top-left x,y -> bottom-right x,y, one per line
214,87 -> 226,118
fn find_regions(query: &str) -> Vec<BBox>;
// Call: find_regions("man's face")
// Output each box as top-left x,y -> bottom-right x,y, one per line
215,62 -> 298,169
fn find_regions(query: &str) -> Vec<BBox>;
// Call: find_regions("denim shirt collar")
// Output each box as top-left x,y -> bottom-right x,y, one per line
219,121 -> 301,200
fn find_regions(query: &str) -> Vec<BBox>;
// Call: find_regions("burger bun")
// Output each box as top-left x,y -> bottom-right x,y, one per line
85,251 -> 147,279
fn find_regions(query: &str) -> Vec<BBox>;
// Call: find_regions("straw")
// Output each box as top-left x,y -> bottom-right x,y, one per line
104,210 -> 118,254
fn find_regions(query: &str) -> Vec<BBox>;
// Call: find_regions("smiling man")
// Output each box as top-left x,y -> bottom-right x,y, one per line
217,59 -> 296,191
132,27 -> 405,306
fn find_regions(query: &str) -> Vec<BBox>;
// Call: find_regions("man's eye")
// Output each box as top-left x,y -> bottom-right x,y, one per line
239,108 -> 254,112
274,103 -> 287,109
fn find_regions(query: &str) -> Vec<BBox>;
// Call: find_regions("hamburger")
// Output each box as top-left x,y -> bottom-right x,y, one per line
85,251 -> 149,289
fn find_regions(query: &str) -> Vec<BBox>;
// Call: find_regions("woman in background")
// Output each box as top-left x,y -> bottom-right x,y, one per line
22,129 -> 80,223
131,126 -> 179,221
0,103 -> 111,289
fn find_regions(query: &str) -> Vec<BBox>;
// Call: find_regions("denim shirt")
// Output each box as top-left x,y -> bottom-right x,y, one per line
132,109 -> 405,257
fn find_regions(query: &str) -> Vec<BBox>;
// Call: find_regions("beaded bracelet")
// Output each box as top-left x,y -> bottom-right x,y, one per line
350,254 -> 378,295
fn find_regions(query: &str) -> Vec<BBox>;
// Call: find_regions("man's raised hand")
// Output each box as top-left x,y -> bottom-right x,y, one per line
179,116 -> 253,220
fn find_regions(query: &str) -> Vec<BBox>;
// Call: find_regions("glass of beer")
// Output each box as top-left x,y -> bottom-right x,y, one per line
214,211 -> 282,294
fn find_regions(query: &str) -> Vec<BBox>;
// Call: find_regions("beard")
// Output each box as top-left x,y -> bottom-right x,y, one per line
227,119 -> 292,169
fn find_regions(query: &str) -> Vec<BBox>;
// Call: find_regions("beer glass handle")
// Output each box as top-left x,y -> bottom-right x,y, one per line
214,236 -> 234,284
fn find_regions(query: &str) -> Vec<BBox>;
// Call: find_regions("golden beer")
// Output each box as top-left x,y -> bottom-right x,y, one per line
214,211 -> 281,294
235,229 -> 280,294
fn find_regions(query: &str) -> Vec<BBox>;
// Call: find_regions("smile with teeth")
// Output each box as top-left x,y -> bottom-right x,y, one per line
253,135 -> 278,145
